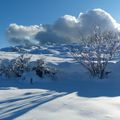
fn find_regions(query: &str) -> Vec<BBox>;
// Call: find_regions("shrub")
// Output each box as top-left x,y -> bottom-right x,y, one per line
0,54 -> 31,78
71,27 -> 120,79
0,55 -> 56,80
32,59 -> 56,78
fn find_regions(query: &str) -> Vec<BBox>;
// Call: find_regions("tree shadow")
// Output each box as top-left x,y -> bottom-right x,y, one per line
32,80 -> 120,97
0,91 -> 67,120
1,79 -> 120,97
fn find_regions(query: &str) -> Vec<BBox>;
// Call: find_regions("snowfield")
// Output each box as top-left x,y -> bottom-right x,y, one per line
0,45 -> 120,120
1,89 -> 120,120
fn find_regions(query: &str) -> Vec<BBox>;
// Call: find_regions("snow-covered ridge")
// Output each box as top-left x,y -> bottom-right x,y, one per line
0,44 -> 72,57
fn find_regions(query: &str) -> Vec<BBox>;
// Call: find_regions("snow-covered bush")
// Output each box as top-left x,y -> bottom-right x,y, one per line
0,54 -> 31,78
32,59 -> 56,79
10,54 -> 31,77
71,27 -> 120,79
0,59 -> 12,77
0,55 -> 56,81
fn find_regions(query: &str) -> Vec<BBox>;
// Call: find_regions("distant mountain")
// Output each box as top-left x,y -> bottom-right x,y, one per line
0,44 -> 73,58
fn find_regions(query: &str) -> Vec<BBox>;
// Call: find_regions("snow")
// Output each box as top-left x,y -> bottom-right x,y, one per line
1,89 -> 120,120
0,44 -> 120,120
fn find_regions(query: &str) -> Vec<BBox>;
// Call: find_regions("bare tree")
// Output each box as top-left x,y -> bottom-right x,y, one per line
71,27 -> 120,79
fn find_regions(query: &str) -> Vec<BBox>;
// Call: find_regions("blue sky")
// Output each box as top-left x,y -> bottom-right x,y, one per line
0,0 -> 120,48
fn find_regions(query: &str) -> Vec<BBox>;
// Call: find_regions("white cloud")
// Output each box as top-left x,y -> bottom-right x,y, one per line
7,9 -> 120,45
77,9 -> 120,34
7,23 -> 46,45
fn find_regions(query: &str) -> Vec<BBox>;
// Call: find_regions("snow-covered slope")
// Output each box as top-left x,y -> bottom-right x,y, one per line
0,44 -> 120,120
1,89 -> 120,120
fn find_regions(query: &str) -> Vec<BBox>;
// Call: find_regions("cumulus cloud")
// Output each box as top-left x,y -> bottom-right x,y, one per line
7,23 -> 45,45
35,25 -> 69,44
7,9 -> 120,45
77,9 -> 120,34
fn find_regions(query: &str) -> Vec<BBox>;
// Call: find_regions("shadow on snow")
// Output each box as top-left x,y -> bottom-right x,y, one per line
0,79 -> 120,97
0,91 -> 67,120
